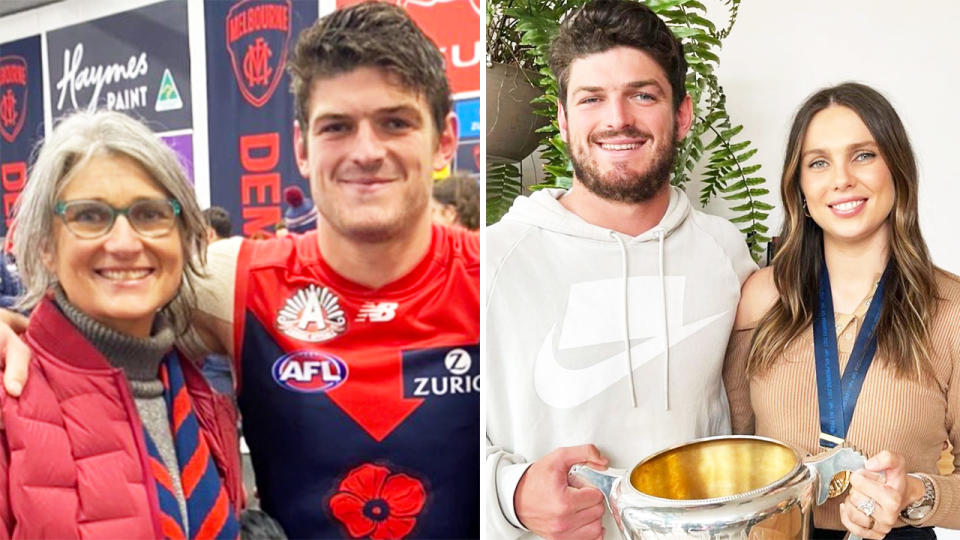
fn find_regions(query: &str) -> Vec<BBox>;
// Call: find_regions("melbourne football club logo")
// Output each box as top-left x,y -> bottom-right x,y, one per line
272,351 -> 348,393
225,0 -> 291,108
0,56 -> 28,143
276,284 -> 347,342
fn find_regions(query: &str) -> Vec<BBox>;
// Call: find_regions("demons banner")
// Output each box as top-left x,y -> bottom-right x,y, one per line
0,35 -> 44,236
46,1 -> 193,178
205,0 -> 317,237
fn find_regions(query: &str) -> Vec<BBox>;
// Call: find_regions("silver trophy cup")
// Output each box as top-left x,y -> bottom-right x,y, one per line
569,435 -> 866,540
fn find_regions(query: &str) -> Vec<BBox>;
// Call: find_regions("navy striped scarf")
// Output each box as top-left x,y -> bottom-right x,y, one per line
143,354 -> 240,540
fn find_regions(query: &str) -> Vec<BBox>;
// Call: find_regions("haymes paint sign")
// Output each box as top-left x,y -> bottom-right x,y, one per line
46,0 -> 192,131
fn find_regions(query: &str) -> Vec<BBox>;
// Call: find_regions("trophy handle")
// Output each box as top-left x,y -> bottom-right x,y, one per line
804,447 -> 874,540
803,446 -> 867,505
568,463 -> 624,501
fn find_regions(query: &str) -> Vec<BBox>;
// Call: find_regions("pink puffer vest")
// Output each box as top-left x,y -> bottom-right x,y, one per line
0,299 -> 243,539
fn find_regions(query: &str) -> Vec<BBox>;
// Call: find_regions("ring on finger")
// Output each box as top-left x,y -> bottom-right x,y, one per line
856,498 -> 876,518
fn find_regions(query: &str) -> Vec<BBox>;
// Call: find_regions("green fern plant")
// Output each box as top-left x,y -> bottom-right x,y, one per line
487,0 -> 770,261
486,161 -> 522,223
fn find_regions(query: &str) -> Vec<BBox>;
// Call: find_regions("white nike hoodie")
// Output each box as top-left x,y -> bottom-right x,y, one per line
485,186 -> 757,539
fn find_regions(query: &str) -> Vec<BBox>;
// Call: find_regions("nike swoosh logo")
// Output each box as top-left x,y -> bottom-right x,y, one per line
534,310 -> 727,408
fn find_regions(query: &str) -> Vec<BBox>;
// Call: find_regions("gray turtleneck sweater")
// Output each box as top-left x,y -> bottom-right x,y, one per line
53,287 -> 189,530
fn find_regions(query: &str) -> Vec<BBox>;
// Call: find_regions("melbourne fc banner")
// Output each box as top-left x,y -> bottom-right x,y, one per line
0,35 -> 44,235
46,1 -> 193,177
205,0 -> 318,237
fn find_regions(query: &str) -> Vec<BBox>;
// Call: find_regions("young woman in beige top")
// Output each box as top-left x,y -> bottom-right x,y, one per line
723,83 -> 959,539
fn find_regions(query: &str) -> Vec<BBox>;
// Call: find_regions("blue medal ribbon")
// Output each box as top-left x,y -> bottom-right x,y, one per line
814,257 -> 890,448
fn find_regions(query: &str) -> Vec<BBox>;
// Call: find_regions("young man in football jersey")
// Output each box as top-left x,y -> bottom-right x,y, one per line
0,3 -> 480,538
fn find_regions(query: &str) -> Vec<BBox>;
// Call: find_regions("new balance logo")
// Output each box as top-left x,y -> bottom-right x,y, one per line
355,302 -> 398,322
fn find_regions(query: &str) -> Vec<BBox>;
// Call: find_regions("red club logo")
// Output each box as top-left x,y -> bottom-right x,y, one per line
0,56 -> 28,143
225,0 -> 291,108
243,37 -> 273,88
329,463 -> 427,539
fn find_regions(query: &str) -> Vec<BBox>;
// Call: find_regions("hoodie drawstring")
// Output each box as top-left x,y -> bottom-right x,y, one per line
611,228 -> 669,410
655,228 -> 670,412
610,232 -> 637,407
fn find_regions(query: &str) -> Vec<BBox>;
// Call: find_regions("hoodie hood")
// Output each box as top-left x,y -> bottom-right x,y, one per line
501,185 -> 692,242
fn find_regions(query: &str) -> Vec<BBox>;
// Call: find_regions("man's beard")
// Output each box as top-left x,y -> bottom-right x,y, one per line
570,125 -> 677,204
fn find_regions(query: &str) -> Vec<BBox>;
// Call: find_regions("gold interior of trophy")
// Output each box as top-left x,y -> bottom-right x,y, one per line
630,438 -> 800,500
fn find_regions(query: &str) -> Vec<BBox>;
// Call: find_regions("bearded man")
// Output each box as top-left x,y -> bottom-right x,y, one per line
484,1 -> 756,538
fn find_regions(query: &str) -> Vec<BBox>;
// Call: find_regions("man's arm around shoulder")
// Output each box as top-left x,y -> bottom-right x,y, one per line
191,236 -> 244,359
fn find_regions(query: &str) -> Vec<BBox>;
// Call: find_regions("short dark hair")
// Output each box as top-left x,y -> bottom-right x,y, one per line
202,206 -> 232,239
549,0 -> 687,110
432,173 -> 480,230
287,1 -> 451,136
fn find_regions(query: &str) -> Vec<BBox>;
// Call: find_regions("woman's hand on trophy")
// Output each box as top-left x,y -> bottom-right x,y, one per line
840,451 -> 909,539
860,451 -> 928,519
515,444 -> 608,540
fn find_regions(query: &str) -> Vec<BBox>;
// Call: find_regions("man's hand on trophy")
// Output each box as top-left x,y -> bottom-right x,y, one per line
515,444 -> 608,540
0,308 -> 29,397
839,451 -> 908,539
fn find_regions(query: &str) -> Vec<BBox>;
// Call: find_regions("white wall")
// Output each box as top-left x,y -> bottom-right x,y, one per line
695,0 -> 960,277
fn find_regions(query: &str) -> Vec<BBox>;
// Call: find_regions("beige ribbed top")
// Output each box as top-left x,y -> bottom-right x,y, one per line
723,270 -> 960,530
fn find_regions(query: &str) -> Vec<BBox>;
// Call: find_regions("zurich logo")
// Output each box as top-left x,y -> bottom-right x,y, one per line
272,351 -> 348,393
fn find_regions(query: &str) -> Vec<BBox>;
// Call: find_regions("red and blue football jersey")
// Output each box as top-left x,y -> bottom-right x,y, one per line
232,225 -> 479,539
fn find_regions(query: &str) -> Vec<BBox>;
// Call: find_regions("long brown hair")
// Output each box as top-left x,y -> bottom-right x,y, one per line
748,83 -> 937,380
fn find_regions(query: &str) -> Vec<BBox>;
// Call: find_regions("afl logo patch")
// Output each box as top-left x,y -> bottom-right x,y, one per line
276,285 -> 346,342
272,351 -> 348,393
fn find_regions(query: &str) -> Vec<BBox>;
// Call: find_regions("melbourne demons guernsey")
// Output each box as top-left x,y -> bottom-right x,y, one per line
223,225 -> 479,538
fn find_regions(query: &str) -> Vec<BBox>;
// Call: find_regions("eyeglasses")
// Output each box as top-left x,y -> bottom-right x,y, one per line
54,199 -> 182,239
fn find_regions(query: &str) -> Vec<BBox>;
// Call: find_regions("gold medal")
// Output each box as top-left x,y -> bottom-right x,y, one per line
827,470 -> 851,498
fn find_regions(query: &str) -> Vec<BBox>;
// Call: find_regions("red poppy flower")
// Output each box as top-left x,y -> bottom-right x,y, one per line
329,463 -> 427,539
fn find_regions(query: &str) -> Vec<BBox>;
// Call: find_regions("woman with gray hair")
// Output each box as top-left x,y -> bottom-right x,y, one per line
0,110 -> 242,538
